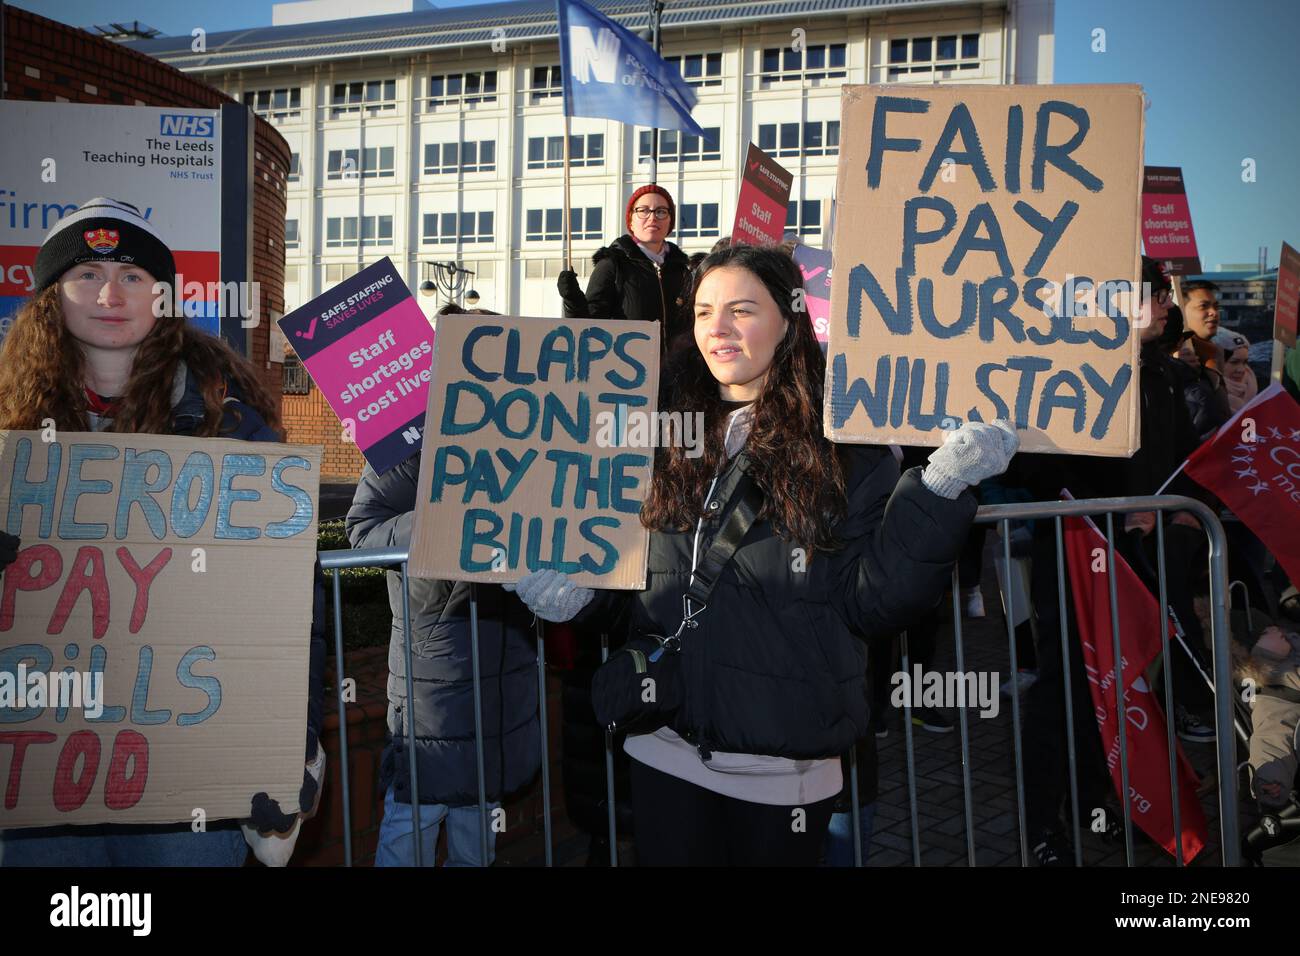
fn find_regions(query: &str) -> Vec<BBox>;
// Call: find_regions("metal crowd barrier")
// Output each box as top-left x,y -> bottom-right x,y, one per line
319,493 -> 1241,867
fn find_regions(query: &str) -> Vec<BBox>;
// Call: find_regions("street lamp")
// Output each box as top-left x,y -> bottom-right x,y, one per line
420,260 -> 478,307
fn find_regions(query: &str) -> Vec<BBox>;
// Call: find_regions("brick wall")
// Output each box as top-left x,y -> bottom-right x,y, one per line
283,386 -> 368,482
3,5 -> 289,405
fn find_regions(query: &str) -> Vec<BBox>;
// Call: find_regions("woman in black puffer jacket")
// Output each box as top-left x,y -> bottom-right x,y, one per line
515,245 -> 1019,866
557,184 -> 692,349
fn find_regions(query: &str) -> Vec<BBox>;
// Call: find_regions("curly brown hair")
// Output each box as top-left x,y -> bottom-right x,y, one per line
0,284 -> 282,437
640,244 -> 847,553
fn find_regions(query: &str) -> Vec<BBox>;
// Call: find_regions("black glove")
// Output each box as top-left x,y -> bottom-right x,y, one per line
248,766 -> 319,835
557,269 -> 581,298
0,532 -> 18,577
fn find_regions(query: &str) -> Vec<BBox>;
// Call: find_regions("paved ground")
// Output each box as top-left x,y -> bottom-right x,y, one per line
864,599 -> 1231,868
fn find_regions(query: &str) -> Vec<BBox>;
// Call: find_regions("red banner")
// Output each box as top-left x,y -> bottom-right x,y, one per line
1062,512 -> 1209,861
1141,166 -> 1202,276
1183,383 -> 1300,585
731,143 -> 792,247
1275,241 -> 1299,350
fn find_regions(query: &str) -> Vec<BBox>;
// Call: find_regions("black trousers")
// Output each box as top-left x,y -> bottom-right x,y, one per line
629,759 -> 835,866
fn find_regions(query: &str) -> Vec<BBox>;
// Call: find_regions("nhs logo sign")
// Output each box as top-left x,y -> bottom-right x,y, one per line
160,114 -> 215,137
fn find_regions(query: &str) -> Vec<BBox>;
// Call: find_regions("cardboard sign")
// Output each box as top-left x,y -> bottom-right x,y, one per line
1141,166 -> 1202,276
0,432 -> 320,827
1275,241 -> 1300,351
279,257 -> 433,475
408,316 -> 659,589
792,241 -> 833,343
826,84 -> 1145,456
732,143 -> 793,247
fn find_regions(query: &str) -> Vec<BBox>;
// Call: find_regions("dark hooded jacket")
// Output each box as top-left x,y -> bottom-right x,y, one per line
580,443 -> 975,759
568,235 -> 692,348
346,454 -> 541,806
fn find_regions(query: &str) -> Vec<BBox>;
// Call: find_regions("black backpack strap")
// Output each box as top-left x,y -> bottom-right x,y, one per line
682,474 -> 764,622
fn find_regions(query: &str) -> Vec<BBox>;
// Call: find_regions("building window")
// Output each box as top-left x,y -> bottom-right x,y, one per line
786,199 -> 823,238
427,70 -> 498,109
526,208 -> 560,242
326,146 -> 395,180
330,79 -> 397,118
639,127 -> 721,164
888,32 -> 980,78
526,133 -> 604,169
243,87 -> 301,121
461,211 -> 494,243
664,52 -> 723,88
282,352 -> 311,394
326,215 -> 392,248
324,262 -> 362,284
571,207 -> 602,240
760,43 -> 846,83
423,211 -> 494,244
757,121 -> 840,158
423,212 -> 458,245
287,152 -> 301,182
285,219 -> 299,249
530,64 -> 564,103
423,140 -> 496,174
285,264 -> 299,284
677,203 -> 720,239
462,259 -> 495,282
525,207 -> 599,242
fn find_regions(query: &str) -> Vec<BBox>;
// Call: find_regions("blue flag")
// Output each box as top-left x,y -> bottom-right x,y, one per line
556,0 -> 708,139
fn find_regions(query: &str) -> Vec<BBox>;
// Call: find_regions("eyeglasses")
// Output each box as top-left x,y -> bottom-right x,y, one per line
1154,289 -> 1172,306
632,206 -> 671,220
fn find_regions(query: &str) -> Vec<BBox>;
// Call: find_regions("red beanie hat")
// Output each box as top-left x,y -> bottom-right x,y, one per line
626,184 -> 675,236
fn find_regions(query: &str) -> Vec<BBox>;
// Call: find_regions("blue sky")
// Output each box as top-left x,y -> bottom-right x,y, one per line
15,0 -> 1298,271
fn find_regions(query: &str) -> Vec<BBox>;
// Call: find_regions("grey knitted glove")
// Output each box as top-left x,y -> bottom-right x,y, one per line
922,419 -> 1019,500
504,568 -> 594,623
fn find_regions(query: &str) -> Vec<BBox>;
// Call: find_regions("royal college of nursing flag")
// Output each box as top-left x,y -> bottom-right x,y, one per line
1181,382 -> 1300,587
556,0 -> 709,138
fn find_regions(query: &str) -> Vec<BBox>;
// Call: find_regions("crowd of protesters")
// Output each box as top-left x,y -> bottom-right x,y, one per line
0,187 -> 1297,868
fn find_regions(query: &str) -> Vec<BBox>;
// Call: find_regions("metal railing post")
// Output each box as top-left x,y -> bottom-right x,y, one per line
468,583 -> 490,865
400,561 -> 423,865
1155,520 -> 1184,866
536,619 -> 554,867
329,570 -> 354,867
899,630 -> 922,867
1001,521 -> 1028,866
949,568 -> 977,867
601,631 -> 619,867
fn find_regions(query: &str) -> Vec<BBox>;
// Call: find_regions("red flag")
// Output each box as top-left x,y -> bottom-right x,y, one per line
1182,383 -> 1300,585
1062,512 -> 1209,861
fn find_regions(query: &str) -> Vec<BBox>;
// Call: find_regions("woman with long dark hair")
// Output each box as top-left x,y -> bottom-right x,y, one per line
0,198 -> 324,866
511,244 -> 1018,865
